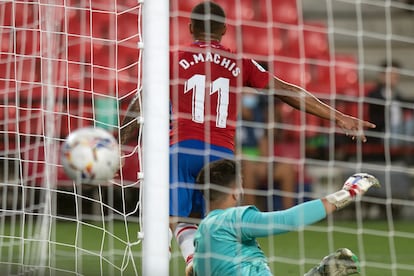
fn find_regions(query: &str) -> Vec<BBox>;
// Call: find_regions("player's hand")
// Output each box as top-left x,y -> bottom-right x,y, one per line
313,248 -> 360,276
335,114 -> 376,143
342,173 -> 381,198
326,173 -> 380,210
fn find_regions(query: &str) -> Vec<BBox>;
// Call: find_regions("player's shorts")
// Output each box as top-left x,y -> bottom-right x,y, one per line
169,139 -> 234,218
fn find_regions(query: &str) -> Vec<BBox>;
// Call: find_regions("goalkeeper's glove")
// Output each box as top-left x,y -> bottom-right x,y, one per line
326,173 -> 380,210
304,248 -> 360,276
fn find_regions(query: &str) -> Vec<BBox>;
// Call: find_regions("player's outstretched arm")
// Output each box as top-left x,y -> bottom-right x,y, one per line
268,76 -> 376,142
323,173 -> 381,214
120,92 -> 141,146
304,248 -> 360,276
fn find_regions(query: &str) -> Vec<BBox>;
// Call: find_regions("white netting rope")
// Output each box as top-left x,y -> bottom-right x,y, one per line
0,1 -> 144,275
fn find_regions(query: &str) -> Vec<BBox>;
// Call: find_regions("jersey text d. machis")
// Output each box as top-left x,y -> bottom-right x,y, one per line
170,41 -> 272,150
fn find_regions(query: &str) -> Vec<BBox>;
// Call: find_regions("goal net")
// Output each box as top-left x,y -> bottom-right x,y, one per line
1,0 -> 143,275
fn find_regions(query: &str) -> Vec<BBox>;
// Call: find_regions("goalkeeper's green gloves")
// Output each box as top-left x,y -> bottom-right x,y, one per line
326,173 -> 380,210
304,248 -> 360,276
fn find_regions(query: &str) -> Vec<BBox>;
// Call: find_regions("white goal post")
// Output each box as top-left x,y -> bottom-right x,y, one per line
142,0 -> 170,275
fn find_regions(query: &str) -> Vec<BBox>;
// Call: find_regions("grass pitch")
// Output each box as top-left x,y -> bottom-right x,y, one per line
1,219 -> 413,275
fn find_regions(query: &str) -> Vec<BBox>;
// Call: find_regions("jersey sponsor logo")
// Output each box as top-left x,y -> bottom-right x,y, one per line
179,52 -> 240,77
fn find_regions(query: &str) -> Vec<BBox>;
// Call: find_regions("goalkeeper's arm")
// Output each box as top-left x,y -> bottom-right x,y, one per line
241,173 -> 380,238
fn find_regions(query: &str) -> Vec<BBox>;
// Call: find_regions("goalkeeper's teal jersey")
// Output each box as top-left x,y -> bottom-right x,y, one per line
193,199 -> 326,275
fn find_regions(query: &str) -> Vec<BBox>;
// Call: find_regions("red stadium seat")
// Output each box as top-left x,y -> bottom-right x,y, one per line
92,67 -> 116,96
1,2 -> 14,26
15,57 -> 41,83
221,23 -> 238,51
66,62 -> 92,90
242,25 -> 283,58
0,105 -> 18,134
258,0 -> 298,25
118,67 -> 139,98
117,12 -> 139,41
91,39 -> 137,73
308,55 -> 358,95
0,83 -> 16,101
306,58 -> 332,96
91,12 -> 116,40
216,0 -> 255,22
19,108 -> 43,136
89,0 -> 116,12
0,29 -> 13,52
82,0 -> 138,14
273,60 -> 312,87
67,35 -> 92,62
308,58 -> 330,81
170,16 -> 193,47
67,9 -> 91,36
307,56 -> 360,123
117,0 -> 142,12
58,90 -> 94,138
282,22 -> 328,58
92,44 -> 115,68
118,40 -> 140,70
334,55 -> 358,93
1,2 -> 38,27
0,54 -> 16,86
19,84 -> 43,102
171,0 -> 201,13
303,23 -> 328,58
306,80 -> 332,98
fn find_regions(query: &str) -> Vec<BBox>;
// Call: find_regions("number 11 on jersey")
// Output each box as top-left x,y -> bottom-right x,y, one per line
184,74 -> 230,128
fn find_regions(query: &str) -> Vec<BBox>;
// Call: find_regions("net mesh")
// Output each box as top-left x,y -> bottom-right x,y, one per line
1,1 -> 143,275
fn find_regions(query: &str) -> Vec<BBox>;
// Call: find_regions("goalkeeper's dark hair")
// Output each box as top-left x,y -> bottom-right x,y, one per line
190,1 -> 226,35
196,159 -> 236,202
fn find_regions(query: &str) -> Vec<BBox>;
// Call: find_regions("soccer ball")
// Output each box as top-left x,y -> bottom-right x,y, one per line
61,127 -> 120,184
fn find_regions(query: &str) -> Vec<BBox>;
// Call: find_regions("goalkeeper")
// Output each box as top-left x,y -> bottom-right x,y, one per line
193,159 -> 380,276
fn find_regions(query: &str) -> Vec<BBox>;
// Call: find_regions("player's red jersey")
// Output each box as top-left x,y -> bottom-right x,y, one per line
170,41 -> 272,151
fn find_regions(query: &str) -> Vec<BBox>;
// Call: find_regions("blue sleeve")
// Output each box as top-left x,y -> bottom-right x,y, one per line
241,199 -> 327,238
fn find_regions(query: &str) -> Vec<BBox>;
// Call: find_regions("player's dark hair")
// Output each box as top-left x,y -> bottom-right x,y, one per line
196,159 -> 236,202
380,59 -> 401,69
190,1 -> 226,35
